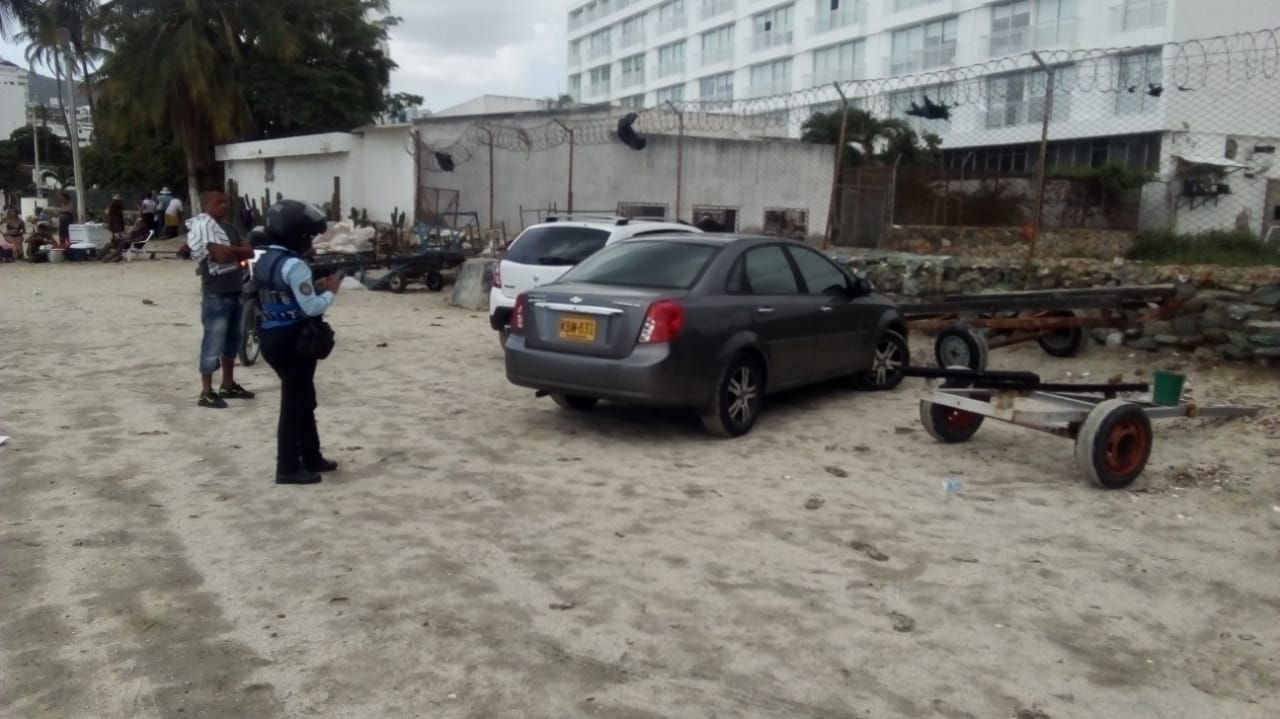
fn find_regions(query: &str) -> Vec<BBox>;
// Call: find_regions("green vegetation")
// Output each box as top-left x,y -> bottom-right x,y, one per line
2,0 -> 421,207
800,108 -> 941,168
1127,230 -> 1280,266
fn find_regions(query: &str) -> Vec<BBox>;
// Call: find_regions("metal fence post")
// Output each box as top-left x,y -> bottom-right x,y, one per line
1028,51 -> 1055,265
553,119 -> 575,212
823,83 -> 850,249
665,101 -> 685,221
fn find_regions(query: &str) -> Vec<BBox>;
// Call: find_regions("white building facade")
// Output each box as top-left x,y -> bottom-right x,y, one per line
0,60 -> 30,140
566,0 -> 1280,235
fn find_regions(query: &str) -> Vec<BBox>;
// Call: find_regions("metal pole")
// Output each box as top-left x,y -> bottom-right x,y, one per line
824,83 -> 850,249
1029,51 -> 1054,265
554,119 -> 574,212
487,129 -> 495,229
887,152 -> 904,236
666,101 -> 683,220
58,28 -> 86,222
28,62 -> 42,200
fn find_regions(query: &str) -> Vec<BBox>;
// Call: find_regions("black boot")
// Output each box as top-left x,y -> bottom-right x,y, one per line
303,457 -> 338,473
276,469 -> 322,485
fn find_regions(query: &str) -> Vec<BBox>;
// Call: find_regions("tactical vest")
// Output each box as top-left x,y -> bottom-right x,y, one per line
254,248 -> 306,330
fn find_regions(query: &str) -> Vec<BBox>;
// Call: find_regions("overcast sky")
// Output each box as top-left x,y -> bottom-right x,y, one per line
0,0 -> 568,112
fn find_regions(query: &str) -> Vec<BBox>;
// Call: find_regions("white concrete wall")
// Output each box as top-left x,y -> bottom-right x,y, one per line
355,127 -> 416,223
223,151 -> 352,214
217,127 -> 414,223
418,128 -> 835,239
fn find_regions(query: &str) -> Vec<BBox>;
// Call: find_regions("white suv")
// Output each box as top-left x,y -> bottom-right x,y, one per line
489,215 -> 701,342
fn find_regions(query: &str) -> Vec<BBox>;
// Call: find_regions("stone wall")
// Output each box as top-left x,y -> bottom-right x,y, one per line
882,226 -> 1137,261
840,251 -> 1280,362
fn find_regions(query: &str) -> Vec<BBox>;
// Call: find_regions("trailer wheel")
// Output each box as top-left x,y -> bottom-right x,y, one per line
1037,311 -> 1085,358
387,271 -> 407,294
1073,399 -> 1153,489
934,324 -> 988,371
920,401 -> 985,443
919,365 -> 987,442
424,271 -> 445,292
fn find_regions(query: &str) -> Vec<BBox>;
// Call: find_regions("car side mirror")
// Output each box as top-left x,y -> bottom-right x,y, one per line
851,276 -> 872,296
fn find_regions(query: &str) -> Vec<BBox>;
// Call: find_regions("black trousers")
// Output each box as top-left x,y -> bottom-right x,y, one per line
260,324 -> 322,473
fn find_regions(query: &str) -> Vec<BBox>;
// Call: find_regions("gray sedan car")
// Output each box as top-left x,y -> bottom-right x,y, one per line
503,234 -> 909,437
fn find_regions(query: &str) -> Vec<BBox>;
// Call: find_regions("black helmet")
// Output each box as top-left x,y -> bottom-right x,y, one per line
265,200 -> 327,251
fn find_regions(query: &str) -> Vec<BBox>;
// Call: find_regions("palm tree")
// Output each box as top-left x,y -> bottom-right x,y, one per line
801,107 -> 941,170
0,0 -> 38,38
96,0 -> 299,212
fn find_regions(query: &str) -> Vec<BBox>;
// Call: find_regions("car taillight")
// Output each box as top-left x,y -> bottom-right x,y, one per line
639,300 -> 684,344
512,293 -> 528,332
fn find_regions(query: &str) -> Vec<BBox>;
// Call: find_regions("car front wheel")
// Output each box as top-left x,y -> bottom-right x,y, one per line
854,330 -> 909,391
700,353 -> 764,438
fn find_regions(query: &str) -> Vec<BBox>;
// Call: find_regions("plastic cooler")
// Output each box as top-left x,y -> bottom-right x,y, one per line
68,224 -> 111,249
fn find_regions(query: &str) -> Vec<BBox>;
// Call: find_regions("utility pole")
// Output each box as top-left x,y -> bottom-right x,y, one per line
1028,50 -> 1055,266
665,101 -> 684,220
28,61 -> 42,200
823,83 -> 850,249
57,27 -> 86,222
553,119 -> 575,212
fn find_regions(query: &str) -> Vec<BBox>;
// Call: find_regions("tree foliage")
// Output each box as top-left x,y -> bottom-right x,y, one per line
801,108 -> 942,169
7,0 -> 409,203
0,125 -> 75,197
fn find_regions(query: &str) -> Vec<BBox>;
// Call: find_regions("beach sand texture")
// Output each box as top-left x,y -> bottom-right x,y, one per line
2,260 -> 1278,719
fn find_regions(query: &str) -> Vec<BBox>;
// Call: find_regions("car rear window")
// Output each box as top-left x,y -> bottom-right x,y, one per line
504,226 -> 610,266
558,240 -> 718,289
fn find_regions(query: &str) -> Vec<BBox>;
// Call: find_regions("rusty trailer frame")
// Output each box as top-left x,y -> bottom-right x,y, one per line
900,284 -> 1187,369
909,366 -> 1263,489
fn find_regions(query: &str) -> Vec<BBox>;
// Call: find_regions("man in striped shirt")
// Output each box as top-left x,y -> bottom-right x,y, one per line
187,188 -> 258,408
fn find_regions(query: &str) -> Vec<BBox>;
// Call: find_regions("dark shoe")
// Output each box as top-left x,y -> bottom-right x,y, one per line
303,457 -> 338,473
198,391 -> 228,409
275,469 -> 322,485
219,383 -> 256,399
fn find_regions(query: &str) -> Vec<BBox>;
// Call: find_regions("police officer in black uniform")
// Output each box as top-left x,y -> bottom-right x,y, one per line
254,200 -> 342,485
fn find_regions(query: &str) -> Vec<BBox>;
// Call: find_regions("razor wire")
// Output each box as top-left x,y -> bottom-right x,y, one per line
417,25 -> 1280,169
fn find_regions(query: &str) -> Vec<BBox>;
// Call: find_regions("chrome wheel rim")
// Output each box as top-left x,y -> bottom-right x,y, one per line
726,365 -> 759,424
872,340 -> 903,387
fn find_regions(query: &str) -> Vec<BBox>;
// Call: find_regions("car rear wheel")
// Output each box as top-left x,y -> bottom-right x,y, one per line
853,330 -> 909,391
551,393 -> 599,411
700,353 -> 764,438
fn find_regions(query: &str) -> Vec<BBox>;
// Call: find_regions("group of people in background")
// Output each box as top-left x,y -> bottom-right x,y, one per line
0,186 -> 190,264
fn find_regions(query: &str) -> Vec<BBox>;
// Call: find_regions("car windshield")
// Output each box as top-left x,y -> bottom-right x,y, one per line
504,226 -> 610,266
558,240 -> 718,289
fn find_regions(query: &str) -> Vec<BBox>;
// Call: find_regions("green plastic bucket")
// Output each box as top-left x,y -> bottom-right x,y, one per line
1151,370 -> 1186,407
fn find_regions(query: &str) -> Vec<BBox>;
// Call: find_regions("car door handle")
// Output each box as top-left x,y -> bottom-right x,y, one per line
756,306 -> 775,315
819,306 -> 833,313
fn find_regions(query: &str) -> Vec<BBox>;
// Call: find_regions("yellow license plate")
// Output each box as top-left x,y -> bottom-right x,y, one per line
558,315 -> 597,342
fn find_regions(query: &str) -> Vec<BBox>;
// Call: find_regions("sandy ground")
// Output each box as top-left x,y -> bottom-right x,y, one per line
2,259 -> 1279,719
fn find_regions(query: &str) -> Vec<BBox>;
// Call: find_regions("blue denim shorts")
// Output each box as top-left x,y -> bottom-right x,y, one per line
199,292 -> 243,374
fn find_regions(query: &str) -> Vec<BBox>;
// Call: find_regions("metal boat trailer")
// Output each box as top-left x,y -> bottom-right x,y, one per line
901,284 -> 1187,370
908,366 -> 1261,489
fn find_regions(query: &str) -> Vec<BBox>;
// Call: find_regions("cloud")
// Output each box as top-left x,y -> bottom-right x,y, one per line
383,0 -> 567,110
0,0 -> 570,111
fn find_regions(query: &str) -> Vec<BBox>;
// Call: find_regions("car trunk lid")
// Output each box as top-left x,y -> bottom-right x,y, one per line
522,283 -> 683,359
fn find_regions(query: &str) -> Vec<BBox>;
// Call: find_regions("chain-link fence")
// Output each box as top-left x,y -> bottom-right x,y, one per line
412,26 -> 1280,257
